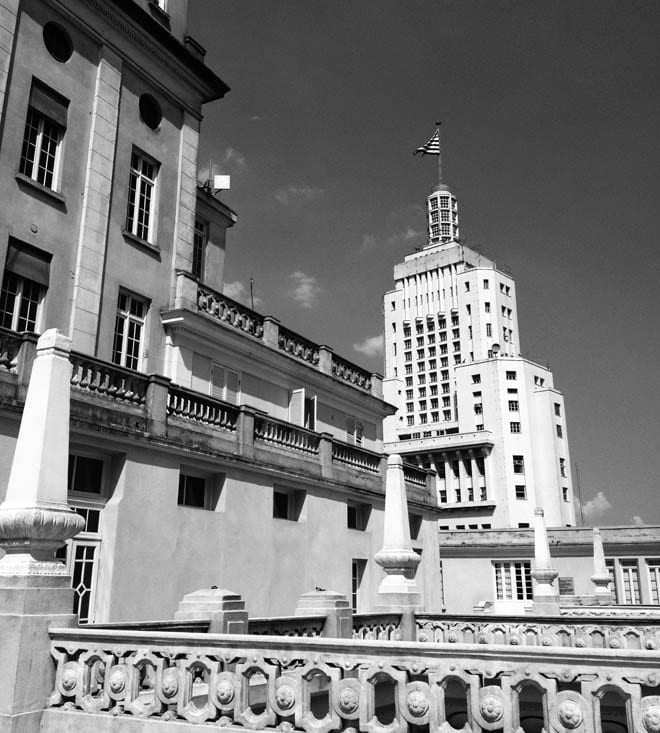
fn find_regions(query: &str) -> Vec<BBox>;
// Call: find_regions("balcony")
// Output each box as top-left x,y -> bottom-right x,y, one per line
0,337 -> 436,509
387,429 -> 495,455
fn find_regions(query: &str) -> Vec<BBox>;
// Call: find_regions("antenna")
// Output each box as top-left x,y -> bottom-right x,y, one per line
249,274 -> 254,310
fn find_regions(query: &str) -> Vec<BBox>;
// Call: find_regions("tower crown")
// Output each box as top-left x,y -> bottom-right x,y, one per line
426,183 -> 459,247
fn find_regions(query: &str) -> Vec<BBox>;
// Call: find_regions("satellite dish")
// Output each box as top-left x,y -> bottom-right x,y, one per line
491,343 -> 500,355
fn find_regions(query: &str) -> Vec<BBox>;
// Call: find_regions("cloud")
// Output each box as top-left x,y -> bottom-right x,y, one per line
581,491 -> 612,519
353,335 -> 384,357
222,147 -> 246,170
248,114 -> 263,121
358,227 -> 424,254
275,186 -> 324,206
289,271 -> 322,309
223,280 -> 262,309
359,234 -> 377,253
632,515 -> 645,526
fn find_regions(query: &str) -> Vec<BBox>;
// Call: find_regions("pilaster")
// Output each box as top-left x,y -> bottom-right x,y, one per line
0,0 -> 19,131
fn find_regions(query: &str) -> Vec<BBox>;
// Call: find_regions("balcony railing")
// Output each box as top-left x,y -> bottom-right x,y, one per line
254,415 -> 320,455
277,325 -> 320,366
331,439 -> 381,473
248,615 -> 326,637
352,612 -> 402,640
402,462 -> 429,487
331,353 -> 372,392
70,352 -> 148,405
0,326 -> 22,372
197,283 -> 265,339
47,626 -> 657,731
167,385 -> 239,431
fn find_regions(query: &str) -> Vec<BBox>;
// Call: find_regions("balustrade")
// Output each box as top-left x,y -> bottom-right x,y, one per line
416,612 -> 660,651
167,385 -> 238,431
331,354 -> 372,392
331,440 -> 381,473
248,616 -> 326,637
197,285 -> 265,339
402,463 -> 427,487
69,352 -> 148,405
47,627 -> 659,732
352,613 -> 402,641
277,326 -> 320,366
254,416 -> 320,454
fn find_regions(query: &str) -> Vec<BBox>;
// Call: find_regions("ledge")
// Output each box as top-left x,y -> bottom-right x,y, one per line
15,173 -> 66,208
122,230 -> 161,257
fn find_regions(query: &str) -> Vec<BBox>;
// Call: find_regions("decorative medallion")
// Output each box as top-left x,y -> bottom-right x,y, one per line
61,663 -> 78,694
480,695 -> 504,723
338,687 -> 360,715
108,668 -> 126,694
447,632 -> 458,643
216,679 -> 235,706
406,690 -> 429,718
161,669 -> 179,699
557,699 -> 583,729
643,707 -> 660,733
276,685 -> 295,711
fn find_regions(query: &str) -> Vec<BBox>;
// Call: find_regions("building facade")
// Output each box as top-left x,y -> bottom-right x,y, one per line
383,179 -> 575,529
0,0 -> 442,624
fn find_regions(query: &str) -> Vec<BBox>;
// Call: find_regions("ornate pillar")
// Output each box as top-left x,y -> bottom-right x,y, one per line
590,527 -> 612,603
374,454 -> 421,618
0,329 -> 83,731
530,507 -> 559,614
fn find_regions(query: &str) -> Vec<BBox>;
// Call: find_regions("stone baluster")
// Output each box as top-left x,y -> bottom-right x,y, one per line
374,454 -> 421,636
530,507 -> 559,614
591,527 -> 612,603
0,329 -> 84,731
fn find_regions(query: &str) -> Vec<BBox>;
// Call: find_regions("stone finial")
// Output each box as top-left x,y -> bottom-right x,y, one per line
530,507 -> 559,613
374,454 -> 421,611
0,329 -> 84,575
590,527 -> 612,603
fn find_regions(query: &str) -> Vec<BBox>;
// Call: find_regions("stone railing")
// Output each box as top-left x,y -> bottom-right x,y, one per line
70,352 -> 148,405
254,416 -> 320,455
331,440 -> 382,473
167,385 -> 239,431
331,354 -> 372,392
248,616 -> 326,637
0,326 -> 22,372
416,612 -> 660,650
197,284 -> 265,339
402,462 -> 428,487
352,613 -> 402,641
277,325 -> 320,366
46,627 -> 659,732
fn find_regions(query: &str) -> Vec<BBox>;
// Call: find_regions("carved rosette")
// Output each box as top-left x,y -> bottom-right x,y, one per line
476,686 -> 506,728
0,504 -> 84,571
401,681 -> 431,725
271,675 -> 298,717
642,697 -> 660,733
552,691 -> 588,732
331,679 -> 361,720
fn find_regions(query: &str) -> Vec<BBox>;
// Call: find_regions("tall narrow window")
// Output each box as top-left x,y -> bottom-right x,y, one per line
346,417 -> 364,446
351,559 -> 367,610
620,561 -> 641,604
193,218 -> 208,280
0,243 -> 50,332
494,561 -> 532,600
648,560 -> 660,604
112,291 -> 147,370
19,80 -> 68,190
126,150 -> 158,242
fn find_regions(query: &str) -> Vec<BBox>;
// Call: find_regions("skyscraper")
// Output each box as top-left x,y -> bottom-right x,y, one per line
383,148 -> 574,530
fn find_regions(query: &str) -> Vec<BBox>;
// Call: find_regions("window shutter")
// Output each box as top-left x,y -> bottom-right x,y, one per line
289,389 -> 304,425
211,365 -> 225,400
5,241 -> 51,286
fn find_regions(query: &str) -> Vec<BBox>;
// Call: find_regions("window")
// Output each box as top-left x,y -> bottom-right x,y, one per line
483,279 -> 489,289
559,458 -> 566,477
556,424 -> 563,438
442,396 -> 450,407
408,513 -> 422,540
513,455 -> 525,474
346,417 -> 364,446
347,502 -> 371,531
418,387 -> 426,397
486,323 -> 492,337
178,473 -> 206,508
515,485 -> 526,500
464,282 -> 470,292
68,455 -> 104,495
19,80 -> 68,190
476,424 -> 484,431
562,487 -> 569,502
404,339 -> 412,349
1,242 -> 50,332
430,197 -> 438,210
474,403 -> 483,415
494,561 -> 532,601
472,374 -> 481,384
351,559 -> 367,610
404,351 -> 412,362
405,389 -> 413,399
139,94 -> 162,130
419,413 -> 427,424
403,325 -> 411,337
508,388 -> 518,394
192,218 -> 208,280
416,322 -> 424,334
416,336 -> 424,346
554,403 -> 561,417
405,377 -> 412,387
506,371 -> 517,380
406,416 -> 414,426
518,523 -> 530,528
620,560 -> 641,604
126,149 -> 158,242
509,400 -> 519,411
443,409 -> 452,421
273,487 -> 305,521
112,291 -> 147,370
648,560 -> 660,604
484,302 -> 490,313
43,22 -> 74,63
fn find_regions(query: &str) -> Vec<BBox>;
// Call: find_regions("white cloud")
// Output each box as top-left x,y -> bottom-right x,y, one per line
289,271 -> 322,309
581,491 -> 612,519
632,515 -> 645,526
223,280 -> 262,308
275,186 -> 324,206
353,335 -> 384,357
359,234 -> 377,253
248,114 -> 263,121
358,227 -> 424,255
222,147 -> 246,170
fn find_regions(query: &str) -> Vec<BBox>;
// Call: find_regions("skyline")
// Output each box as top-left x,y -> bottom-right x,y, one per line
188,1 -> 660,526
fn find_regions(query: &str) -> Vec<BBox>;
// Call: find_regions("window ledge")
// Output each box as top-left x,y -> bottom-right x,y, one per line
15,173 -> 66,206
122,230 -> 161,257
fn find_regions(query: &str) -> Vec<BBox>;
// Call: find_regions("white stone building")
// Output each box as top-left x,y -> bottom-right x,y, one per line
383,179 -> 575,529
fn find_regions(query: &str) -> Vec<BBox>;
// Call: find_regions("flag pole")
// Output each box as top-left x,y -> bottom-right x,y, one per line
435,121 -> 442,185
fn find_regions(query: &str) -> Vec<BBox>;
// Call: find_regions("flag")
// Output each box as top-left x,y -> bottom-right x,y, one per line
413,129 -> 440,156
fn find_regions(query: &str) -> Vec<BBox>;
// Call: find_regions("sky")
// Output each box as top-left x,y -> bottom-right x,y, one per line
188,1 -> 660,527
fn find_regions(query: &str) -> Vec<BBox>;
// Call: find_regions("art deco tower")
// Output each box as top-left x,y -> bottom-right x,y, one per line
383,134 -> 575,530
